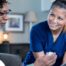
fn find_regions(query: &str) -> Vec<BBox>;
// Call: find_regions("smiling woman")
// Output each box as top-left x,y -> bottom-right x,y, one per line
28,0 -> 66,66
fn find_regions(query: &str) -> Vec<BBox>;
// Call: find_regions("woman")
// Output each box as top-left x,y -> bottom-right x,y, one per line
30,0 -> 66,66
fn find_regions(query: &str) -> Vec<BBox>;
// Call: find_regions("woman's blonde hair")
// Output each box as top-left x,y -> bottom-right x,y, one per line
63,25 -> 66,32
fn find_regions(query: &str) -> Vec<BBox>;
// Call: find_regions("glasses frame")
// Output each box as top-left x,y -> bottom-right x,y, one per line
0,9 -> 11,16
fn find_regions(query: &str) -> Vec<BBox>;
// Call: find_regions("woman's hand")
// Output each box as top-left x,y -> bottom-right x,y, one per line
34,52 -> 57,66
45,52 -> 57,66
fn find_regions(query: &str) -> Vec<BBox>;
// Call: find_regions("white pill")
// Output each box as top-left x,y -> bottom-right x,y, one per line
46,52 -> 54,56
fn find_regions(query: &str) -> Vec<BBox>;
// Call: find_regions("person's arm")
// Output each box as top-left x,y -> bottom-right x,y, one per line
33,51 -> 45,58
62,52 -> 66,64
33,51 -> 57,66
30,26 -> 57,66
33,51 -> 46,66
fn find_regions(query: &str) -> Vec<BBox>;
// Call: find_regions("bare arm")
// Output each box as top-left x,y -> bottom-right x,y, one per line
33,51 -> 45,58
33,51 -> 57,66
33,51 -> 46,66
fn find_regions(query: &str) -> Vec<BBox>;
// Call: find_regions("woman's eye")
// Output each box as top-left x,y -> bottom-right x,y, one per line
50,14 -> 55,16
58,17 -> 63,20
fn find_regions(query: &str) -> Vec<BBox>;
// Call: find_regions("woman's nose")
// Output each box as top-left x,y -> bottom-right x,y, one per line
53,18 -> 58,23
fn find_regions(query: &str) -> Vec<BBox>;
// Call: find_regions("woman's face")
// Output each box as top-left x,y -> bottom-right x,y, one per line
47,7 -> 66,31
0,3 -> 9,24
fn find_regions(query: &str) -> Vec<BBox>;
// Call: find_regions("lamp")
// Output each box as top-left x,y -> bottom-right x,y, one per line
3,33 -> 8,40
2,32 -> 9,44
25,11 -> 37,30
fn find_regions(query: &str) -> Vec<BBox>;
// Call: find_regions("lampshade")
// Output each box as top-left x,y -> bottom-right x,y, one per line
25,11 -> 37,22
25,11 -> 37,30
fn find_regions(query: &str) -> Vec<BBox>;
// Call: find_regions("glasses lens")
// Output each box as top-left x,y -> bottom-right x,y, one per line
0,9 -> 11,16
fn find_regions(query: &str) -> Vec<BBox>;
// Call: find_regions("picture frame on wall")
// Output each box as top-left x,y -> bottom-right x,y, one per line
5,13 -> 24,32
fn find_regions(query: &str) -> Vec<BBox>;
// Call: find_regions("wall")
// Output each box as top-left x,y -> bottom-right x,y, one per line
5,0 -> 49,43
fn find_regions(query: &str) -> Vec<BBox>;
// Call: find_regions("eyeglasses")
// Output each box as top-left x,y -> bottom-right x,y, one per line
0,9 -> 11,16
